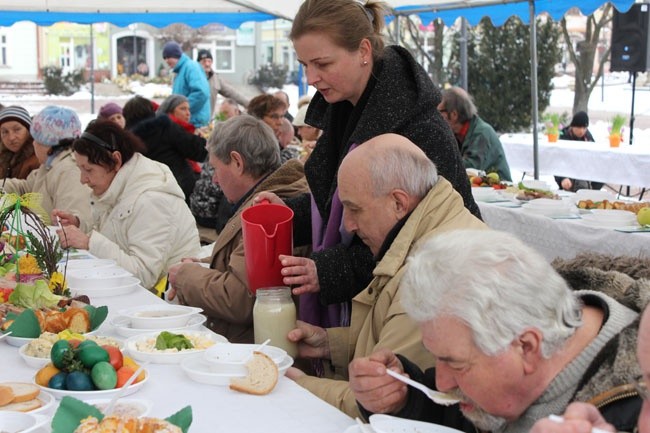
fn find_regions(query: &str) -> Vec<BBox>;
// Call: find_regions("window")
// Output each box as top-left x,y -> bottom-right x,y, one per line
214,40 -> 234,73
0,34 -> 7,66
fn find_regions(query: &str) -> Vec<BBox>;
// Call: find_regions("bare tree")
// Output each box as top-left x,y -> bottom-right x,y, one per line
561,5 -> 612,114
158,23 -> 207,52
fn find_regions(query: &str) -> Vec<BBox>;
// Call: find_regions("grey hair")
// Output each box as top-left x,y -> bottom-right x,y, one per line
156,94 -> 188,116
207,114 -> 281,178
365,144 -> 438,198
401,229 -> 583,358
441,87 -> 477,123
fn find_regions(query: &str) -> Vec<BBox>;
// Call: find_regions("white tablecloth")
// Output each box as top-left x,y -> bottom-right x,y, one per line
500,133 -> 650,187
1,276 -> 354,433
478,201 -> 650,261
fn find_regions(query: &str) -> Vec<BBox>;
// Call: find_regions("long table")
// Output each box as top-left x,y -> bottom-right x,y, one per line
500,133 -> 650,188
478,201 -> 650,261
0,274 -> 354,433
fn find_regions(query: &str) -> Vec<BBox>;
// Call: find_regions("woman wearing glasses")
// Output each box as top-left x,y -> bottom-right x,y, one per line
53,120 -> 201,291
247,94 -> 300,163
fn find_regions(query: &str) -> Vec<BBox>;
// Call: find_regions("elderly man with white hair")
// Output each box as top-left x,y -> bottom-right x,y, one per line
349,230 -> 645,433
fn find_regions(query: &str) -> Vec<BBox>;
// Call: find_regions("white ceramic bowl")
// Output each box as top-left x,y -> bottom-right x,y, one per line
36,370 -> 148,400
471,187 -> 499,202
19,344 -> 50,369
84,398 -> 153,417
71,276 -> 141,298
125,330 -> 227,364
67,267 -> 133,289
31,390 -> 56,415
61,259 -> 116,271
118,305 -> 203,330
369,414 -> 465,433
203,343 -> 287,374
581,209 -> 638,228
0,412 -> 49,433
109,314 -> 207,338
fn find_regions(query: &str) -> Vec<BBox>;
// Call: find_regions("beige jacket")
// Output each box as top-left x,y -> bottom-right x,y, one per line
295,177 -> 488,417
2,149 -> 91,230
175,160 -> 308,343
87,153 -> 200,289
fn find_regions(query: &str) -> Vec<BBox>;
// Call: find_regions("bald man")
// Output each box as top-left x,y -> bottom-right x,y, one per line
284,133 -> 487,417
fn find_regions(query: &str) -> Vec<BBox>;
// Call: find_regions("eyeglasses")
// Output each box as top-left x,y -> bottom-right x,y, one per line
265,113 -> 283,120
634,377 -> 650,401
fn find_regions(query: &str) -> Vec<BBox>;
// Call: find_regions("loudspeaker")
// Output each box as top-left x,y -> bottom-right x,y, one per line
610,3 -> 650,72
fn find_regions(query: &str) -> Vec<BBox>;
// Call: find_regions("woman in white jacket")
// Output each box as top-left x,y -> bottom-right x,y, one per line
54,120 -> 201,290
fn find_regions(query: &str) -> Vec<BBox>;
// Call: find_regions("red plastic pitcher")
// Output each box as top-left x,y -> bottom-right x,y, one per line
241,201 -> 293,294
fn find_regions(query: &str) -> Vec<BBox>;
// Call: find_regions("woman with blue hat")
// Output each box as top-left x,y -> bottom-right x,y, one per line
0,105 -> 92,228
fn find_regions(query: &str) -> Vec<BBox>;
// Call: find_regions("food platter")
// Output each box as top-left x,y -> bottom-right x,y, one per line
35,370 -> 148,400
4,328 -> 100,348
109,314 -> 207,338
181,355 -> 293,386
125,330 -> 227,364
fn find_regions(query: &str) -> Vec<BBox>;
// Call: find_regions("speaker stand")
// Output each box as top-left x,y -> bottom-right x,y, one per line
629,71 -> 637,145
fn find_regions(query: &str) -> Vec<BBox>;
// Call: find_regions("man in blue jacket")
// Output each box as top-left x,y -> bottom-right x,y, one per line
162,41 -> 210,128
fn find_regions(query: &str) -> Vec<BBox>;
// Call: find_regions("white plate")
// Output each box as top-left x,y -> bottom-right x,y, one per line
60,259 -> 116,271
110,314 -> 207,338
181,355 -> 293,386
31,390 -> 56,415
521,179 -> 551,191
521,203 -> 578,218
125,330 -> 227,364
118,305 -> 203,329
0,412 -> 50,433
71,276 -> 141,298
67,267 -> 133,289
84,397 -> 153,417
369,414 -> 465,433
203,343 -> 287,366
35,370 -> 148,400
581,214 -> 638,228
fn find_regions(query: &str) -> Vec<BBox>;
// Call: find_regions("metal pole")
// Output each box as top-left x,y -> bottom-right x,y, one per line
90,24 -> 95,115
529,0 -> 539,179
460,18 -> 468,90
630,71 -> 636,145
133,25 -> 137,76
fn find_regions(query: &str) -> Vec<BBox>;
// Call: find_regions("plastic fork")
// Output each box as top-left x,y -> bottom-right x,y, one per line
386,369 -> 459,406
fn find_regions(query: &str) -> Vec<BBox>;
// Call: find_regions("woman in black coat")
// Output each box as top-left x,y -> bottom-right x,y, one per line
123,95 -> 207,203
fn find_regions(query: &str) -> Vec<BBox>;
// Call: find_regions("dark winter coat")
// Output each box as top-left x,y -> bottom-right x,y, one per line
286,45 -> 480,306
130,115 -> 208,201
555,126 -> 603,191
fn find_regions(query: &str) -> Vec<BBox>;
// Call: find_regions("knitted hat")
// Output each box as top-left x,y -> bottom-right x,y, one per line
98,102 -> 122,119
570,111 -> 589,127
30,105 -> 81,147
157,94 -> 188,116
0,106 -> 32,129
292,105 -> 308,127
162,41 -> 183,59
197,49 -> 212,61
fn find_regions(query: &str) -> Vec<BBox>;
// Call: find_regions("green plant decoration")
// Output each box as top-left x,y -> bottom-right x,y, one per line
610,114 -> 626,136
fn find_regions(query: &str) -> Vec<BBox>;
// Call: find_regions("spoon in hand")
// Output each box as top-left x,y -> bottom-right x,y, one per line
386,369 -> 459,406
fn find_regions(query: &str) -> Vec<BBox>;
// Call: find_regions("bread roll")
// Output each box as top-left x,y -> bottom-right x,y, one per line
1,382 -> 40,403
0,398 -> 42,412
64,307 -> 91,333
73,416 -> 182,433
229,351 -> 279,395
0,385 -> 15,406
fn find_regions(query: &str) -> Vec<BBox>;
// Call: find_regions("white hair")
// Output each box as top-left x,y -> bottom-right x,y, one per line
366,144 -> 438,198
401,229 -> 583,358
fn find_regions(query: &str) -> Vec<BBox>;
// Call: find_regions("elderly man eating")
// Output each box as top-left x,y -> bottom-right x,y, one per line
284,133 -> 486,417
349,230 -> 644,433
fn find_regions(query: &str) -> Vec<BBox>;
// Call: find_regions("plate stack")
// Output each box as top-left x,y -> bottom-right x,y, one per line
581,209 -> 638,228
521,198 -> 577,218
67,267 -> 140,298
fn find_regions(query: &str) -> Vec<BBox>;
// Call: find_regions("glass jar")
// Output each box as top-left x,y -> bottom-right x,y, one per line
253,286 -> 298,358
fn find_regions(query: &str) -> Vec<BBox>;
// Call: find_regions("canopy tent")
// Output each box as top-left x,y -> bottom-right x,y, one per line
0,0 -> 639,179
0,0 -> 637,28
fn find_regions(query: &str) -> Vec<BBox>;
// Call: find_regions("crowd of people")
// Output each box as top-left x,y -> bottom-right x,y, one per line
0,0 -> 639,431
